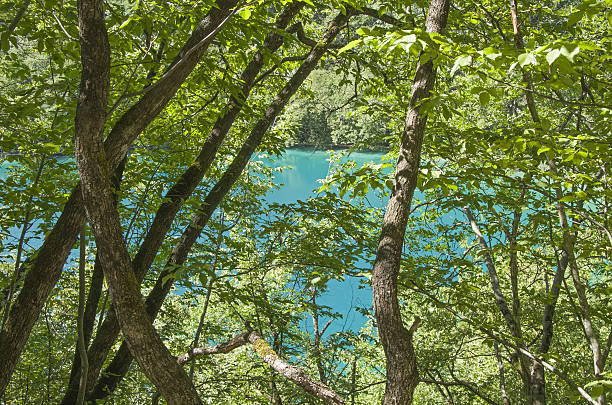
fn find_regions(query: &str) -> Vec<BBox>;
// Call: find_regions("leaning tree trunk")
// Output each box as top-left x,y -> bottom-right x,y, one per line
61,5 -> 304,401
61,157 -> 125,405
371,0 -> 450,404
73,0 -> 203,403
507,1 -> 605,403
0,1 -> 236,397
86,9 -> 353,400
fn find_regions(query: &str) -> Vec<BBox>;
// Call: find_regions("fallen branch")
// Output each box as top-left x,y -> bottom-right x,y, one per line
177,331 -> 252,364
177,330 -> 346,405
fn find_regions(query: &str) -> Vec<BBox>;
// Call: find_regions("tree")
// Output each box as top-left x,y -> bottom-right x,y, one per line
370,0 -> 450,403
1,0 -> 610,403
1,0 -> 387,402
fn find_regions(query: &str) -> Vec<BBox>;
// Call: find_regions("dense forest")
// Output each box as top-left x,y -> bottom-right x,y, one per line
0,0 -> 611,404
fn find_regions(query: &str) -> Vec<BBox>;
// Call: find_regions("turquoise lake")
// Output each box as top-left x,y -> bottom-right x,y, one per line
1,148 -> 387,334
264,149 -> 386,334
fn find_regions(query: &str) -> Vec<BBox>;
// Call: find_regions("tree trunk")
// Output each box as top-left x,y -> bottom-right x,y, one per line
532,249 -> 569,405
463,206 -> 532,400
495,342 -> 511,405
0,2 -> 236,397
70,5 -> 304,398
61,157 -> 126,405
311,290 -> 330,385
87,9 -> 351,400
73,0 -> 202,402
371,1 -> 450,404
507,1 -> 604,403
76,225 -> 89,405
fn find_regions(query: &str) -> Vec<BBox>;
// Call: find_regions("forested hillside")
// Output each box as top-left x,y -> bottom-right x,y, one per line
0,0 -> 611,404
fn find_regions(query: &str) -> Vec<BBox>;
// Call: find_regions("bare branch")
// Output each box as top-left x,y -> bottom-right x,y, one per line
177,331 -> 252,364
51,11 -> 78,41
409,285 -> 599,405
248,330 -> 345,405
177,330 -> 346,405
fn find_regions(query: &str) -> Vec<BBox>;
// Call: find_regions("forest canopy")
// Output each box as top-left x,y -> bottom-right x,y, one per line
0,0 -> 611,404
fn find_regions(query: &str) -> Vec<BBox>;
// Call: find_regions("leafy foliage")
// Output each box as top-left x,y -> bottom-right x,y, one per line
1,0 -> 611,403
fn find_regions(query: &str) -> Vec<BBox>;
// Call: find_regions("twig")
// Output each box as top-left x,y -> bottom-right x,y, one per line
409,285 -> 599,405
51,11 -> 78,41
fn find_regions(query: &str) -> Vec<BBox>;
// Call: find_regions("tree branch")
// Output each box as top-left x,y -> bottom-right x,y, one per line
176,330 -> 346,405
0,1 -> 238,396
5,0 -> 31,39
409,284 -> 599,405
357,6 -> 412,28
87,9 -> 350,400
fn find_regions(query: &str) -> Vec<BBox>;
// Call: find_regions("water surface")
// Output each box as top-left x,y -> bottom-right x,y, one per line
264,149 -> 385,334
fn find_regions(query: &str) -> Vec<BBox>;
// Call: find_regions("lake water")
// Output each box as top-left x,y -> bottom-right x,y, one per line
264,149 -> 386,334
1,148 -> 387,335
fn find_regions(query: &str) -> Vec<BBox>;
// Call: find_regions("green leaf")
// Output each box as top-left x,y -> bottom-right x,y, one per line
398,33 -> 417,53
585,380 -> 612,388
41,143 -> 61,154
483,47 -> 501,60
238,8 -> 251,20
568,10 -> 584,26
508,61 -> 519,73
514,137 -> 527,153
575,190 -> 587,199
537,146 -> 551,155
518,52 -> 537,67
338,39 -> 361,54
479,91 -> 490,106
590,384 -> 604,398
559,195 -> 577,203
119,18 -> 132,29
560,45 -> 580,63
310,277 -> 321,285
546,49 -> 561,65
451,55 -> 471,76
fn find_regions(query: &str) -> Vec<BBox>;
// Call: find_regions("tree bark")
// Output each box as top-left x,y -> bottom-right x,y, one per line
177,330 -> 346,405
87,9 -> 350,400
81,5 -> 304,397
61,158 -> 126,405
76,225 -> 89,405
532,248 -> 568,405
371,0 -> 450,404
463,206 -> 532,399
73,0 -> 202,402
248,330 -> 345,405
0,2 -> 236,397
495,342 -> 511,405
311,289 -> 331,385
463,207 -> 517,335
507,1 -> 604,403
507,2 -> 550,402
